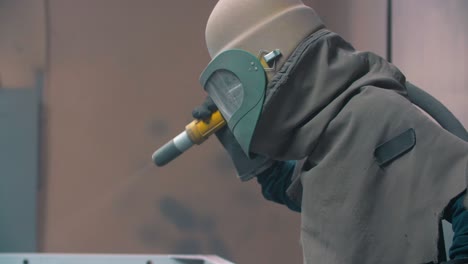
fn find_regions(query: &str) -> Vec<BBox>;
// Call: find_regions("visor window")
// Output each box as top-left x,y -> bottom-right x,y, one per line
205,70 -> 244,121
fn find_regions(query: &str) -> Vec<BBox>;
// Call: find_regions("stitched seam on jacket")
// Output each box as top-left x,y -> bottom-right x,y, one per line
263,29 -> 332,108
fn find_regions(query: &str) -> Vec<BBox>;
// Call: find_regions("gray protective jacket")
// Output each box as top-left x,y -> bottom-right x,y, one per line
250,29 -> 468,264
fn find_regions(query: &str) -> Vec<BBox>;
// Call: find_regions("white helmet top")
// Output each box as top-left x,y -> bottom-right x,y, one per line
205,0 -> 324,75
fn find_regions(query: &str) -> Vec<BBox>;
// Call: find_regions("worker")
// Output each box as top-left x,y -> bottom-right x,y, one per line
192,0 -> 468,263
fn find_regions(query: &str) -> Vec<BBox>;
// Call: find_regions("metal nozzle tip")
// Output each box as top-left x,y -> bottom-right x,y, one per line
152,140 -> 183,167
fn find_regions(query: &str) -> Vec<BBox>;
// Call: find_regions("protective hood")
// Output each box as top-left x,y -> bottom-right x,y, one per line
251,28 -> 407,159
251,29 -> 468,264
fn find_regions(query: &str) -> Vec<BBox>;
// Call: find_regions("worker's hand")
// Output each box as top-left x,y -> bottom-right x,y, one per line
193,97 -> 274,181
192,96 -> 218,120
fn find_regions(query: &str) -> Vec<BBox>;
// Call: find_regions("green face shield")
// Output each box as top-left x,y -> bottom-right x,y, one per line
199,49 -> 267,157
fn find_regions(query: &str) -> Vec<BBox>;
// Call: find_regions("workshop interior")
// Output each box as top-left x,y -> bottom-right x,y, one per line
1,1 -> 467,264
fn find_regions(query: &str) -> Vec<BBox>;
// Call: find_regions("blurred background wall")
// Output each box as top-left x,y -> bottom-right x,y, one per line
0,0 -> 46,252
392,0 -> 468,127
0,1 -> 466,264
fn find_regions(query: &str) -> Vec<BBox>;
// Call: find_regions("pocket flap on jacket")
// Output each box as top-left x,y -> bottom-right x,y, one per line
374,128 -> 416,167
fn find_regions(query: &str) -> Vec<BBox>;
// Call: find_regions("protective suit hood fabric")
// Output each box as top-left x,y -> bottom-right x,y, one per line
250,29 -> 468,263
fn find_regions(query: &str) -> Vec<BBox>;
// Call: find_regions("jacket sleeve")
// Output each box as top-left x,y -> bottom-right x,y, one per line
256,160 -> 301,212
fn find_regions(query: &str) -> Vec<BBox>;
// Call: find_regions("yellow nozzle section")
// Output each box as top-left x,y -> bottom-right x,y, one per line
259,56 -> 270,69
185,110 -> 226,144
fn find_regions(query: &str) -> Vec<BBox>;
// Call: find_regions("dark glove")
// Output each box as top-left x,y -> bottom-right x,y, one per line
256,160 -> 301,212
193,97 -> 274,181
192,97 -> 219,120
